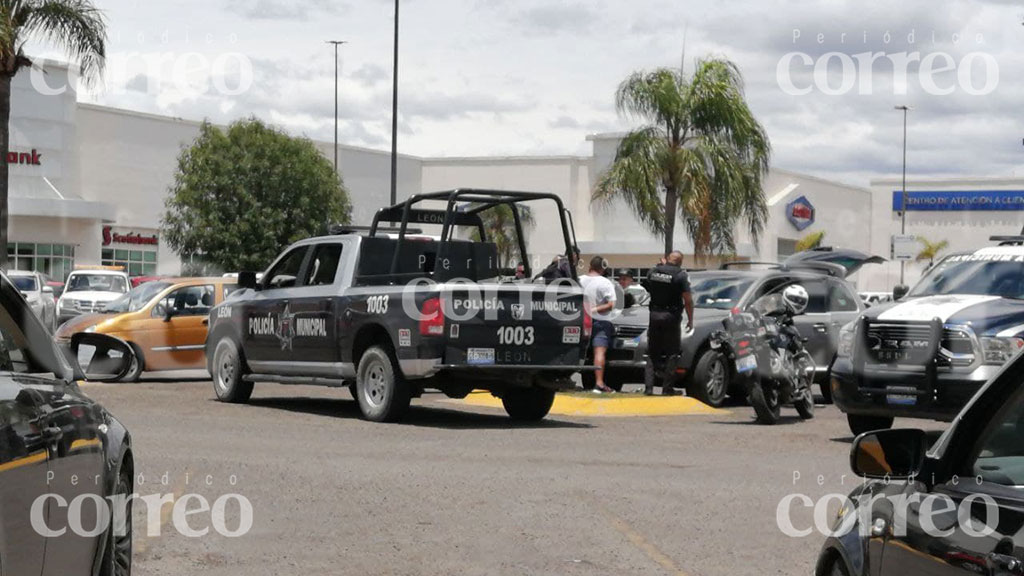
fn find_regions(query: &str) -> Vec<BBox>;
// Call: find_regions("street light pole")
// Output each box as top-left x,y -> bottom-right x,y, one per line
390,0 -> 400,206
326,40 -> 347,174
895,105 -> 911,285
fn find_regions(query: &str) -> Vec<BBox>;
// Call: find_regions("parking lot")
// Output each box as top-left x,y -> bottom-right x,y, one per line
80,377 -> 943,576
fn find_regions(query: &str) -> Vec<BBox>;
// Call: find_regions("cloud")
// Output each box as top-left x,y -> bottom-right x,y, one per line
225,0 -> 346,21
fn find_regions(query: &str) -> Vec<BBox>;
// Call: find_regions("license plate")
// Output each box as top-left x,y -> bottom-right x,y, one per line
886,386 -> 918,406
467,348 -> 495,365
616,338 -> 640,349
736,355 -> 757,373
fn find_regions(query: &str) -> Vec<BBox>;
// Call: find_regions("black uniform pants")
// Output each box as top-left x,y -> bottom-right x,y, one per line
645,309 -> 682,388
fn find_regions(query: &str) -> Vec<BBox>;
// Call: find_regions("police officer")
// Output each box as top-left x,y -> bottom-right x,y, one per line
643,251 -> 694,396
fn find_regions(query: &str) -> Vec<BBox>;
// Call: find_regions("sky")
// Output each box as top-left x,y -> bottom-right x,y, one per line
28,0 -> 1024,187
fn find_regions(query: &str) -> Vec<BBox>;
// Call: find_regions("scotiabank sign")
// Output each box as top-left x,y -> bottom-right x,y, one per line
5,149 -> 42,166
102,226 -> 158,247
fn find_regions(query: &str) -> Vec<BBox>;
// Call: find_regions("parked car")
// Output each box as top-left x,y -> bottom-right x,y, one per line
816,344 -> 1024,576
833,237 -> 1024,435
56,277 -> 239,382
7,270 -> 57,330
57,268 -> 130,326
600,250 -> 880,405
0,270 -> 137,576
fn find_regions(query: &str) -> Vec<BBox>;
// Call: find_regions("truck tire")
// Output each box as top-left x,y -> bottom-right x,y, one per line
847,414 -> 894,437
688,350 -> 729,408
212,337 -> 253,403
355,346 -> 411,423
502,388 -> 556,421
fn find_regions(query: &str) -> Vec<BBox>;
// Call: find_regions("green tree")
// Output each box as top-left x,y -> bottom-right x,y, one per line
470,204 -> 535,268
916,237 -> 949,267
593,60 -> 771,261
795,230 -> 826,253
162,118 -> 351,272
0,0 -> 107,264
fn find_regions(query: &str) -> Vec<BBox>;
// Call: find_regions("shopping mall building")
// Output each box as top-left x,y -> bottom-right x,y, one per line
11,61 -> 1023,291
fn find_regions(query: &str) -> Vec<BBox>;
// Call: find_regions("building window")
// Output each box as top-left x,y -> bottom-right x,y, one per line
102,248 -> 157,277
7,243 -> 76,280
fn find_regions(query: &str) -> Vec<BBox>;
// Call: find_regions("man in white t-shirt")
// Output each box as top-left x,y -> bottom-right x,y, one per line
579,256 -> 617,393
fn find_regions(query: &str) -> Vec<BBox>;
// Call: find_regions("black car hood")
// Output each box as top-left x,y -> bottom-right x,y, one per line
862,294 -> 1024,337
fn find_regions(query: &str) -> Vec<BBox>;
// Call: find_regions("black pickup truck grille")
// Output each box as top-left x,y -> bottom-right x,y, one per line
616,325 -> 646,339
864,322 -> 975,367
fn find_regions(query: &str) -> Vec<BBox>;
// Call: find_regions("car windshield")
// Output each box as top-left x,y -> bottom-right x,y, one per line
10,277 -> 37,292
66,273 -> 128,294
104,282 -> 172,313
908,255 -> 1024,299
690,274 -> 755,309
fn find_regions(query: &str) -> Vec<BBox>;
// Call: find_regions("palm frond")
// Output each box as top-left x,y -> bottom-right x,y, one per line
22,0 -> 106,82
592,126 -> 668,237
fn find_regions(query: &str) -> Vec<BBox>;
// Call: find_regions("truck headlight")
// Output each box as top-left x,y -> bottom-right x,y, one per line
837,321 -> 857,358
981,337 -> 1024,365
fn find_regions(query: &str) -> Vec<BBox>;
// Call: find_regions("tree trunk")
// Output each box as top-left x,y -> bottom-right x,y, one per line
663,187 -> 678,256
0,75 -> 9,268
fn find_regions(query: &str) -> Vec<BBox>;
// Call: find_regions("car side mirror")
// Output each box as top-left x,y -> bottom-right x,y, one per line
69,333 -> 136,382
238,271 -> 260,291
893,284 -> 909,301
163,307 -> 178,322
851,428 -> 927,480
42,286 -> 53,294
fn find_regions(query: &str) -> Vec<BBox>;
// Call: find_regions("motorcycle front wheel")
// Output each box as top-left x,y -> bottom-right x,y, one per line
750,383 -> 781,425
794,355 -> 815,420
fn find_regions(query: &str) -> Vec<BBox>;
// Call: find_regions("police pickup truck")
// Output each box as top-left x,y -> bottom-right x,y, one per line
205,190 -> 590,422
833,235 -> 1024,435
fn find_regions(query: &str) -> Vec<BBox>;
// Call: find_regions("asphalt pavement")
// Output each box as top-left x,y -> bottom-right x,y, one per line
81,378 -> 946,576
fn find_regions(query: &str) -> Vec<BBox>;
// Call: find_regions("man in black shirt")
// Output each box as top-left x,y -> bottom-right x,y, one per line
643,251 -> 694,396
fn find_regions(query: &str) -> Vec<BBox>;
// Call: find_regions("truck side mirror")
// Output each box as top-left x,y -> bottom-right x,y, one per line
238,271 -> 259,291
893,284 -> 909,301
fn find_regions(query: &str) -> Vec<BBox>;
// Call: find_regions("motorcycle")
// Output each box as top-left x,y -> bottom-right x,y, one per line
709,293 -> 815,425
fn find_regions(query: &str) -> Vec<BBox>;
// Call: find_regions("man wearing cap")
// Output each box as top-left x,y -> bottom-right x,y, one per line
643,251 -> 694,396
580,256 -> 617,393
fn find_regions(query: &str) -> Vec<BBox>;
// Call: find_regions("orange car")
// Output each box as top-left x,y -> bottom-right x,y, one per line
56,278 -> 238,381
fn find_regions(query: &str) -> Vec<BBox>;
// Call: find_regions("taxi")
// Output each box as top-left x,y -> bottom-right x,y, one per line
56,277 -> 238,381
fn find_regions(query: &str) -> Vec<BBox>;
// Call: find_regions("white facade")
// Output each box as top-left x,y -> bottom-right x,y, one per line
9,61 -> 1022,291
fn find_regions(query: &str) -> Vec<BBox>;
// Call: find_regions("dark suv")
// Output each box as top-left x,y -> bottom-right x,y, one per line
603,262 -> 866,405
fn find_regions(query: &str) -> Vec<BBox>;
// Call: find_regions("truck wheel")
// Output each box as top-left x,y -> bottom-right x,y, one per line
502,388 -> 556,421
688,350 -> 729,408
356,346 -> 411,423
212,337 -> 253,403
847,414 -> 894,437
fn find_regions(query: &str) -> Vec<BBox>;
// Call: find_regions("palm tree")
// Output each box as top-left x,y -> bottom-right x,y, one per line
795,230 -> 825,253
0,1 -> 106,264
916,237 -> 949,267
470,204 -> 535,268
593,60 -> 770,261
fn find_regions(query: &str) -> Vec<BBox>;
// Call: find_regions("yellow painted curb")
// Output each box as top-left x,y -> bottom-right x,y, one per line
461,391 -> 728,417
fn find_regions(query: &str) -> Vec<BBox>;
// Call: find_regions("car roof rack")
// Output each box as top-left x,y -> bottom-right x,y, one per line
991,235 -> 1024,246
719,261 -> 782,270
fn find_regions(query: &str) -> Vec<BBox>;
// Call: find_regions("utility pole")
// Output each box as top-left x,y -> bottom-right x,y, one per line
326,40 -> 347,173
895,105 -> 911,285
390,0 -> 400,206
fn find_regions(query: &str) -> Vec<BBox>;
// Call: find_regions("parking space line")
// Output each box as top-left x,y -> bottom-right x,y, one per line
590,499 -> 691,576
